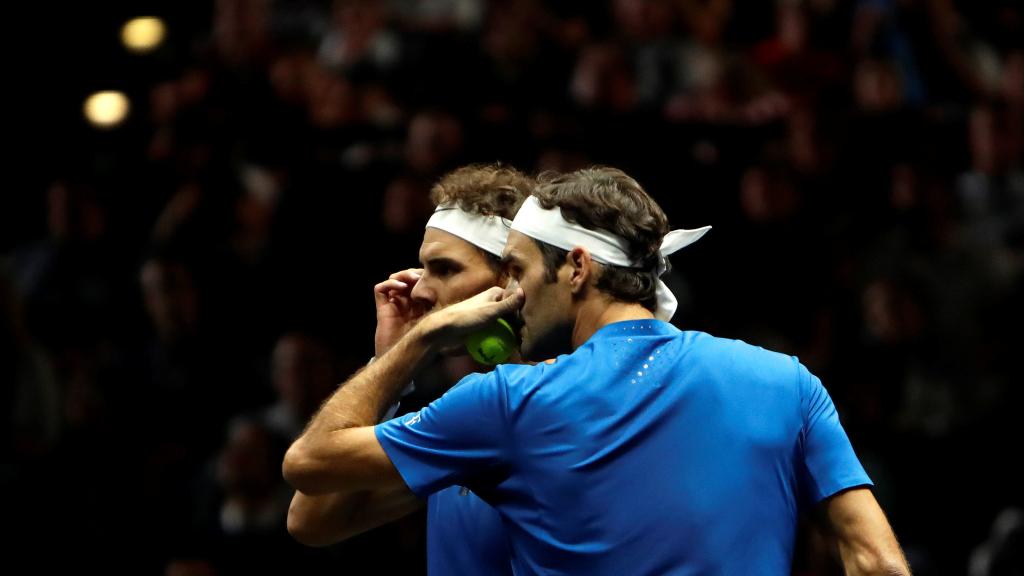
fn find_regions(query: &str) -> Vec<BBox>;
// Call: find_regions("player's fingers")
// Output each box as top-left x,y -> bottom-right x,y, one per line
375,279 -> 410,299
492,285 -> 524,310
389,268 -> 423,283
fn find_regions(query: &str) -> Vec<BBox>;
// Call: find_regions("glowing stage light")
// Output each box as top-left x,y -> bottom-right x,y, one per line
121,17 -> 166,54
84,91 -> 130,128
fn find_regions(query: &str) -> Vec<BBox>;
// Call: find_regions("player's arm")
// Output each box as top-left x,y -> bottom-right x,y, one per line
283,285 -> 522,490
283,328 -> 428,545
282,327 -> 436,495
284,268 -> 428,546
820,487 -> 912,575
287,482 -> 423,546
282,296 -> 437,548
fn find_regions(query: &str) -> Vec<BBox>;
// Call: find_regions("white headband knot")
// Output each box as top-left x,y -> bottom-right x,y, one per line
425,204 -> 512,257
510,196 -> 710,321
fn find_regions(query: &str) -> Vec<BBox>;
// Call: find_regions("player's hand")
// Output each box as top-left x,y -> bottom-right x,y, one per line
373,268 -> 426,356
418,284 -> 525,347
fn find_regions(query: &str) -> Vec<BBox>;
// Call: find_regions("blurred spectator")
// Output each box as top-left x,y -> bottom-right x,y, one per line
615,0 -> 689,109
319,0 -> 403,77
390,0 -> 484,34
213,0 -> 272,68
261,332 -> 337,440
2,267 -> 60,457
190,418 -> 317,575
571,43 -> 637,113
404,110 -> 464,176
204,418 -> 292,537
141,256 -> 200,346
10,179 -> 120,348
969,508 -> 1024,576
381,175 -> 433,235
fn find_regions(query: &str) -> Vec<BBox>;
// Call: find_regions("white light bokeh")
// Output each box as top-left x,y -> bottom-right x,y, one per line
121,17 -> 166,54
83,91 -> 130,128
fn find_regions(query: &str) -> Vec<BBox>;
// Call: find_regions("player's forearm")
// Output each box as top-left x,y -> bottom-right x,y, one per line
837,545 -> 911,576
288,483 -> 423,546
834,524 -> 911,576
309,319 -> 438,430
287,490 -> 359,547
283,319 -> 441,490
826,489 -> 912,576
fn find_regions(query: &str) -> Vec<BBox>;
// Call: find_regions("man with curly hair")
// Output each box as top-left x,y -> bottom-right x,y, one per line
287,164 -> 534,575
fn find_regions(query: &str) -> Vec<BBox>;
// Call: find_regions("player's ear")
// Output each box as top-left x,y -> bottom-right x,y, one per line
567,247 -> 592,295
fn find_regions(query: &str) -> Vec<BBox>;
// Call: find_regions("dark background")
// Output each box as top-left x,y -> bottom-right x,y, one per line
5,0 -> 1022,574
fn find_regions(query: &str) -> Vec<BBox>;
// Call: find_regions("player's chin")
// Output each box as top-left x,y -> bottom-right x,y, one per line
520,322 -> 572,362
518,335 -> 538,362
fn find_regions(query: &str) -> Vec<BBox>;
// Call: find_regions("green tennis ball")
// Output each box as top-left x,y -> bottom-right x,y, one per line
465,318 -> 517,365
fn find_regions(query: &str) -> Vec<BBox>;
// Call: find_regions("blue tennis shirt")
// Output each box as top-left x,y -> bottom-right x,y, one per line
377,320 -> 871,575
428,486 -> 511,575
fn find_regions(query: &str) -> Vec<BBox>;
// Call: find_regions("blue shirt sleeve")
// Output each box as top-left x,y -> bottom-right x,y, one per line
374,371 -> 509,499
798,362 -> 873,502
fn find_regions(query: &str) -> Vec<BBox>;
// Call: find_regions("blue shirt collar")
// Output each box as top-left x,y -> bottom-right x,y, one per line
588,319 -> 680,343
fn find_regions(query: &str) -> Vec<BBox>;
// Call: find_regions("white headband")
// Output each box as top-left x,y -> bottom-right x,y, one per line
510,196 -> 711,321
425,205 -> 512,257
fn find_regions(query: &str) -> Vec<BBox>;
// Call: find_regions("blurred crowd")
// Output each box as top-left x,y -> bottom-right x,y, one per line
5,0 -> 1023,574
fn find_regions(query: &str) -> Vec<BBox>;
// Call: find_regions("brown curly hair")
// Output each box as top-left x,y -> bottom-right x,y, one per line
429,163 -> 534,271
430,163 -> 534,220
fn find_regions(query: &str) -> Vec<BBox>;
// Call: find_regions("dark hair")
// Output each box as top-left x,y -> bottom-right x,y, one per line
431,163 -> 535,272
531,167 -> 670,312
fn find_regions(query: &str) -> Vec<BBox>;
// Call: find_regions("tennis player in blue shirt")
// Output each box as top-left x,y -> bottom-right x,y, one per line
284,167 -> 910,575
286,164 -> 532,575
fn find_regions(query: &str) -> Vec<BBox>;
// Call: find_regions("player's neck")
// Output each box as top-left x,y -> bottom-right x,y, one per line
572,297 -> 655,349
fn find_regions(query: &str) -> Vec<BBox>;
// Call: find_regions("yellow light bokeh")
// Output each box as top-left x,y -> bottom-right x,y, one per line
121,17 -> 166,53
83,91 -> 130,128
